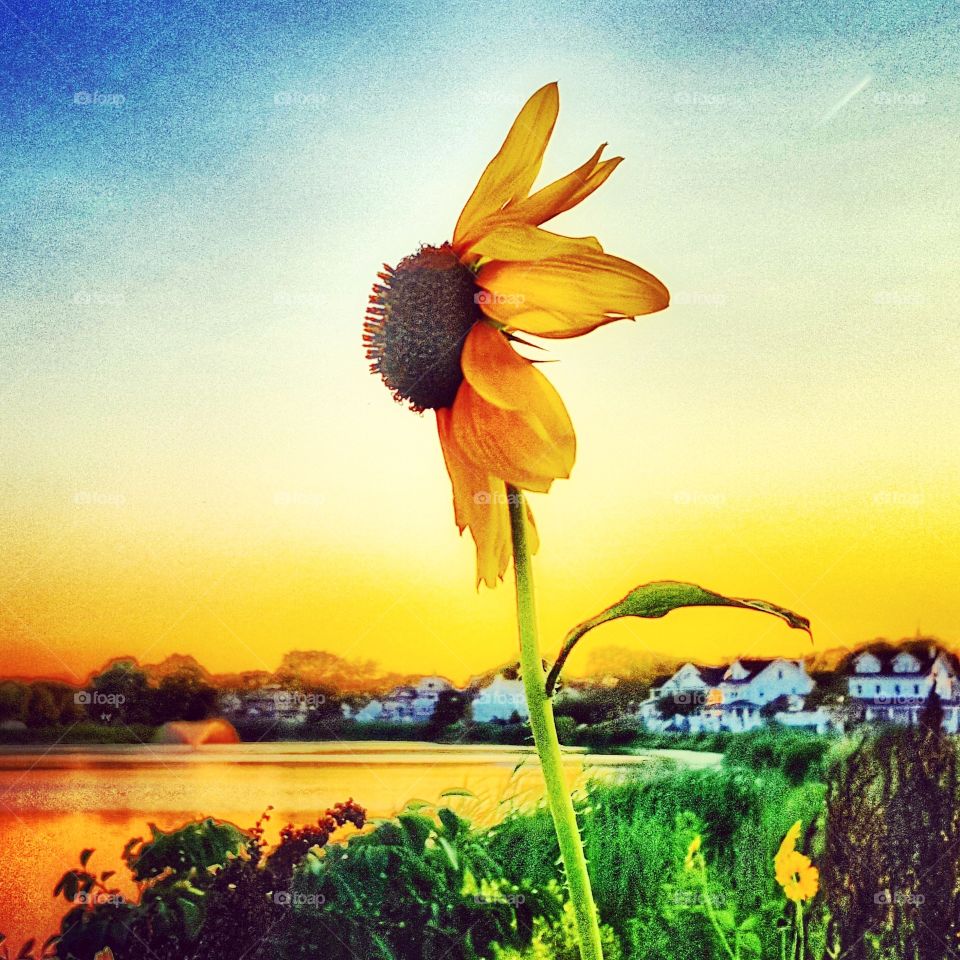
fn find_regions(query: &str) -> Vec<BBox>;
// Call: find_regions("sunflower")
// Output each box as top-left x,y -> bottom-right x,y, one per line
684,834 -> 702,872
364,82 -> 669,587
774,821 -> 820,903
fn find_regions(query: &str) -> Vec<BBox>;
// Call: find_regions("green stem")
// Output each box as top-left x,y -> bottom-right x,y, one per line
696,863 -> 737,960
507,486 -> 604,960
796,901 -> 805,960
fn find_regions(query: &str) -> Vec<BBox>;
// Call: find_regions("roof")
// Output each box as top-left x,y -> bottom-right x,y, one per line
848,641 -> 958,677
698,666 -> 728,686
658,664 -> 728,688
723,658 -> 787,684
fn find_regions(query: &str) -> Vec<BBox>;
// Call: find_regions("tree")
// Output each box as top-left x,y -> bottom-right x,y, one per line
155,667 -> 217,722
0,681 -> 28,723
759,694 -> 791,720
428,689 -> 468,732
821,711 -> 960,959
25,685 -> 60,728
91,661 -> 155,724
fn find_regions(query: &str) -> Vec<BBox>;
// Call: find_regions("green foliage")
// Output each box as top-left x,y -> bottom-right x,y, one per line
723,730 -> 832,784
281,802 -> 560,960
820,717 -> 960,960
483,765 -> 823,958
124,819 -> 250,882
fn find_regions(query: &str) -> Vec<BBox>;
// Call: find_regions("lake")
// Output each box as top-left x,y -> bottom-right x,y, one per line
0,741 -> 675,947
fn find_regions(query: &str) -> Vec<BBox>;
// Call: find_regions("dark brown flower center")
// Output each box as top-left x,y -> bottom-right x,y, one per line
364,243 -> 482,411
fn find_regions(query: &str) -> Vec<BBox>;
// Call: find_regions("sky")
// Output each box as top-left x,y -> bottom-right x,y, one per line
1,0 -> 959,687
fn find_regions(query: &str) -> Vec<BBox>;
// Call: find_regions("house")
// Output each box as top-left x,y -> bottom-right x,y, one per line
637,663 -> 727,732
845,642 -> 960,732
639,658 -> 815,733
717,658 -> 814,731
219,684 -> 310,724
350,677 -> 456,724
471,674 -> 529,723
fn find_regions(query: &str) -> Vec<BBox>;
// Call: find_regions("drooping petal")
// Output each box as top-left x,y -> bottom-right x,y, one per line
436,408 -> 513,588
475,251 -> 669,337
453,83 -> 559,247
464,223 -> 602,262
450,324 -> 576,491
461,322 -> 576,455
451,382 -> 567,492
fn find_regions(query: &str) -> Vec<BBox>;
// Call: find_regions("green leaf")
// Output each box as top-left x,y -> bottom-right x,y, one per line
397,812 -> 434,852
546,580 -> 811,695
715,908 -> 736,930
438,807 -> 462,839
437,835 -> 460,871
128,818 -> 250,881
439,788 -> 476,799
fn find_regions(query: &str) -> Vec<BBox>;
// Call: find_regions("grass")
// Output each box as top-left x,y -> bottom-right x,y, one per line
483,762 -> 825,958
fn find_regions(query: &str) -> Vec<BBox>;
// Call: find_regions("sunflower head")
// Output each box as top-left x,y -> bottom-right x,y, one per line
776,850 -> 820,902
774,821 -> 819,903
364,82 -> 669,587
364,244 -> 483,412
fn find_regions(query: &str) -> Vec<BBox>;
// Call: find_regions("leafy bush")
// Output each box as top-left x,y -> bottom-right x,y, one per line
280,801 -> 560,960
724,729 -> 832,784
819,706 -> 960,960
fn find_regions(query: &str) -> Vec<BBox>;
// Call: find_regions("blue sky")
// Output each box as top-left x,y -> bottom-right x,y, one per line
2,0 -> 959,680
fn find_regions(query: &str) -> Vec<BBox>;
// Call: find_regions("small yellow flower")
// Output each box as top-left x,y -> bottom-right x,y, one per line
684,834 -> 702,871
364,83 -> 669,587
774,821 -> 819,902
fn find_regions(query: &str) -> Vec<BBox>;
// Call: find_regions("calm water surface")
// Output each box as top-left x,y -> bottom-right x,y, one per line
0,741 -> 655,946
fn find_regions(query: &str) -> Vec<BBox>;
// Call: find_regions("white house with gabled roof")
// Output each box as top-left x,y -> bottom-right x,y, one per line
639,657 -> 816,732
846,642 -> 960,731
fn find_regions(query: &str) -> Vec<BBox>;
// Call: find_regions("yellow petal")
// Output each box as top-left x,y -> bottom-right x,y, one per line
464,223 -> 602,262
453,83 -> 559,246
461,322 -> 576,462
476,252 -> 669,336
436,408 -> 512,588
450,326 -> 575,491
502,146 -> 619,227
482,308 -> 623,340
460,149 -> 623,251
452,382 -> 569,492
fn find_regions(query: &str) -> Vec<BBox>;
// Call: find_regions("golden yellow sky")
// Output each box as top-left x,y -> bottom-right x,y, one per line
3,3 -> 959,686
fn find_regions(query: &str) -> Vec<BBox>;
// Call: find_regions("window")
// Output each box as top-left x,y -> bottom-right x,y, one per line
876,685 -> 881,694
778,669 -> 783,679
914,685 -> 920,695
895,684 -> 901,695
